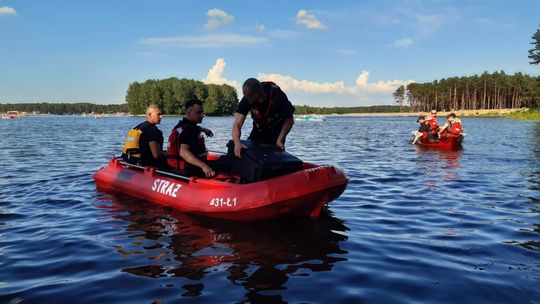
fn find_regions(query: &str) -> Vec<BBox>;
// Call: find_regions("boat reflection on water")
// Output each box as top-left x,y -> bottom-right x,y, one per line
438,149 -> 463,169
415,146 -> 463,168
415,148 -> 463,190
96,193 -> 349,299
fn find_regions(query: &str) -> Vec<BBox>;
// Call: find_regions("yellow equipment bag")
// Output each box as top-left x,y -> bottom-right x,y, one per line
121,128 -> 142,162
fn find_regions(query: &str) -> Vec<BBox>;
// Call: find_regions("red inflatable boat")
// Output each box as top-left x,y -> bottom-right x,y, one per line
413,131 -> 464,150
93,157 -> 348,222
418,135 -> 464,149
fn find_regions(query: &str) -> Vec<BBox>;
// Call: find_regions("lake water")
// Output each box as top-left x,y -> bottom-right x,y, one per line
1,115 -> 539,303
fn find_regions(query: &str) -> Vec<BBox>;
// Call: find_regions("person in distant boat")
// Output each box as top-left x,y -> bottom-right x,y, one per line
166,99 -> 216,178
122,104 -> 168,169
412,116 -> 430,144
425,109 -> 440,141
438,113 -> 464,138
232,78 -> 295,157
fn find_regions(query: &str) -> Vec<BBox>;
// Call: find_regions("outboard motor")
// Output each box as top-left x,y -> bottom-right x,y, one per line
226,140 -> 304,183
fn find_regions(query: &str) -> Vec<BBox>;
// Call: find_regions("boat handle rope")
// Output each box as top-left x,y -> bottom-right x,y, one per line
116,159 -> 192,182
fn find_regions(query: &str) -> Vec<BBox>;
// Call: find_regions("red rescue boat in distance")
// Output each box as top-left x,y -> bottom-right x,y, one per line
412,131 -> 465,150
418,135 -> 464,150
93,157 -> 349,222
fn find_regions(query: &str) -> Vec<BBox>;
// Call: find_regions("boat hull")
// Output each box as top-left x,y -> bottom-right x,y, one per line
418,135 -> 463,149
93,158 -> 348,221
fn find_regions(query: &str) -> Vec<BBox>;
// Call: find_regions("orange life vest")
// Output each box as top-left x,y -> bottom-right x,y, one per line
426,117 -> 440,134
447,119 -> 462,135
166,123 -> 207,171
442,119 -> 462,138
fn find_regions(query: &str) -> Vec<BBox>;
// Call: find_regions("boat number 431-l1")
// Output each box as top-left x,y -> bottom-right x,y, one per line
210,197 -> 237,207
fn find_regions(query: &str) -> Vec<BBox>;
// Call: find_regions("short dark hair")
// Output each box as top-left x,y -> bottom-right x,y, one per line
447,112 -> 456,118
184,99 -> 203,110
242,78 -> 264,96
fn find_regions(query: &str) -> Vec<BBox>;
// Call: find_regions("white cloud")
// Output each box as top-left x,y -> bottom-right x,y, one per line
414,13 -> 447,36
257,73 -> 350,94
258,70 -> 411,96
0,6 -> 16,16
255,22 -> 266,31
295,9 -> 327,29
354,70 -> 411,92
201,58 -> 413,106
257,71 -> 414,106
203,58 -> 238,88
416,13 -> 443,29
376,15 -> 400,25
205,8 -> 234,30
333,49 -> 358,55
140,33 -> 268,48
392,38 -> 413,47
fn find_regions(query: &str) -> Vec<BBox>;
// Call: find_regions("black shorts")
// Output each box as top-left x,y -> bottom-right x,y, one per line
418,125 -> 429,133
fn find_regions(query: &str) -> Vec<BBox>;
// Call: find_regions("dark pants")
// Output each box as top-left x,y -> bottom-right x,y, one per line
178,155 -> 231,178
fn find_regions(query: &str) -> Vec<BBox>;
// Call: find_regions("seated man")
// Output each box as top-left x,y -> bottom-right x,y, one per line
438,112 -> 464,138
425,109 -> 440,141
166,99 -> 216,178
412,116 -> 430,144
122,104 -> 168,169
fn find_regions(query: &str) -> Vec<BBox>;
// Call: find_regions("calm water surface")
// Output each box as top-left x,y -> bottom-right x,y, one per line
1,115 -> 539,303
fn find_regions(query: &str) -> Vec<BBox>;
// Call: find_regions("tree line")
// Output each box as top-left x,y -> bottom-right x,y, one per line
0,102 -> 128,115
394,71 -> 540,112
126,77 -> 239,115
295,105 -> 408,114
1,101 -> 408,116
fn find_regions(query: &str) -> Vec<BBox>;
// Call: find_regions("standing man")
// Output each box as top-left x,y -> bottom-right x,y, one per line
232,78 -> 295,157
166,99 -> 215,178
122,104 -> 168,169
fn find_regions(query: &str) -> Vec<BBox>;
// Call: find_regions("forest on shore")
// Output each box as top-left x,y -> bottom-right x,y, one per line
0,102 -> 128,115
394,71 -> 540,112
126,78 -> 238,116
0,75 -> 407,115
0,101 -> 406,115
2,71 -> 539,116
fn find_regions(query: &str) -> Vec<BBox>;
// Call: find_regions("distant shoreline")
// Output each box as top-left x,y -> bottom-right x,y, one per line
2,107 -> 532,118
332,108 -> 529,117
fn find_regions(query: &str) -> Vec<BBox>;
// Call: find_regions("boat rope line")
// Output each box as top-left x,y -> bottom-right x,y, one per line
117,159 -> 192,181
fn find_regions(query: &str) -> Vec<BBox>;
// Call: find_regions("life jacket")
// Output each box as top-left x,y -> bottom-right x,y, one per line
166,121 -> 207,171
426,117 -> 440,134
447,119 -> 462,135
251,81 -> 277,131
121,127 -> 143,163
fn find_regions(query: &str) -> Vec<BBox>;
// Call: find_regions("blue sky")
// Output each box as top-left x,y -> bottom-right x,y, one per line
1,0 -> 539,106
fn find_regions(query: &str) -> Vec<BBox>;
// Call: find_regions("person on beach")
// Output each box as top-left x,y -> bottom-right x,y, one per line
122,105 -> 168,169
231,78 -> 295,157
166,99 -> 216,178
438,113 -> 464,138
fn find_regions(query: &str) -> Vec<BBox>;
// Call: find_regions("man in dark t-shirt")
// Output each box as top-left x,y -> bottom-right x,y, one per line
412,116 -> 430,144
136,105 -> 168,168
232,78 -> 295,157
166,99 -> 216,178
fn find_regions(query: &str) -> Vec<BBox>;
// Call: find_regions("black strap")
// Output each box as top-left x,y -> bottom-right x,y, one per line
175,128 -> 181,171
